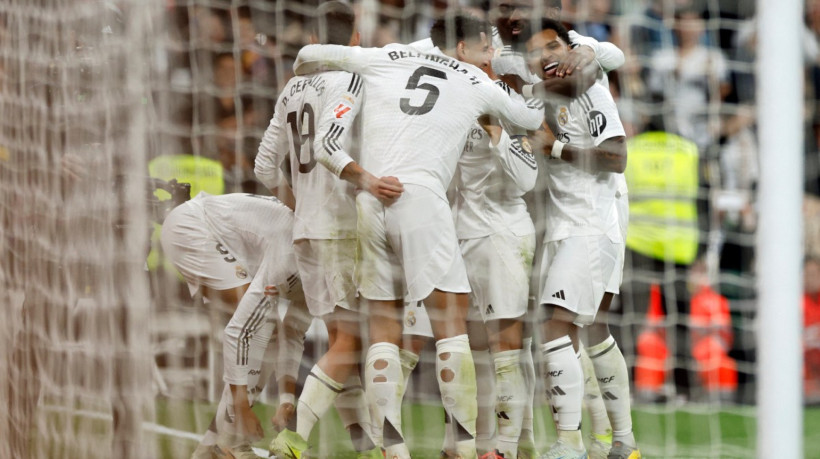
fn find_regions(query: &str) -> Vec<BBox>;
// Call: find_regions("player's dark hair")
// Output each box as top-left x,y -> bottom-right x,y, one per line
524,17 -> 571,46
430,12 -> 491,50
311,1 -> 356,45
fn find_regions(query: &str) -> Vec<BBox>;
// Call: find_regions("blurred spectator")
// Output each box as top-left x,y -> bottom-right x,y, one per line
805,194 -> 820,404
234,6 -> 278,89
214,105 -> 263,194
629,0 -> 675,57
646,6 -> 731,154
714,109 -> 758,299
569,0 -> 615,43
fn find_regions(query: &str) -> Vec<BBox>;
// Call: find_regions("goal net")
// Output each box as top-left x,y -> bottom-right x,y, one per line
0,0 -> 812,458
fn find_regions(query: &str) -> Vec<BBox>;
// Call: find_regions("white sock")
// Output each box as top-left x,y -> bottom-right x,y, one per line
399,348 -> 419,399
580,345 -> 612,440
436,335 -> 477,457
216,384 -> 235,430
334,373 -> 377,452
519,337 -> 536,449
296,365 -> 342,441
365,342 -> 405,449
473,349 -> 496,454
588,335 -> 636,447
540,336 -> 584,436
200,426 -> 218,447
493,349 -> 526,459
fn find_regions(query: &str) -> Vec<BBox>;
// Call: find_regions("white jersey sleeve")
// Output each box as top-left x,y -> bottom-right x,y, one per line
255,92 -> 289,190
483,81 -> 543,131
492,82 -> 537,193
314,73 -> 363,176
568,30 -> 625,73
294,44 -> 377,76
492,130 -> 537,193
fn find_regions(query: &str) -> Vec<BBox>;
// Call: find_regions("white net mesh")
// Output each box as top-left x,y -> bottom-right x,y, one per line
2,1 -> 817,458
1,0 -> 158,458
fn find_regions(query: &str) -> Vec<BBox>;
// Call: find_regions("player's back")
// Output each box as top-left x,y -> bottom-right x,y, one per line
193,192 -> 294,275
351,45 -> 516,197
275,72 -> 358,239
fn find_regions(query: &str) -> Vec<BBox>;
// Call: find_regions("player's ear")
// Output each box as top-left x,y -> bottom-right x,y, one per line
349,31 -> 360,47
456,40 -> 465,59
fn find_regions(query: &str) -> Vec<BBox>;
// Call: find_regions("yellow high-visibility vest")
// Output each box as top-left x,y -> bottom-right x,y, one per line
625,132 -> 700,265
146,155 -> 225,271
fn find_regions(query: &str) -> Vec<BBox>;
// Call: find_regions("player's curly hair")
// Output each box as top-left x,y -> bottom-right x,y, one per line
430,12 -> 492,51
523,17 -> 571,47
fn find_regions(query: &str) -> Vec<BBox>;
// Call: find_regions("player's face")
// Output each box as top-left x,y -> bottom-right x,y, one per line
525,28 -> 568,79
493,0 -> 534,44
458,32 -> 493,70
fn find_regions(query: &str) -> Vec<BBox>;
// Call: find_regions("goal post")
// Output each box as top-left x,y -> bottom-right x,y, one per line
756,0 -> 805,456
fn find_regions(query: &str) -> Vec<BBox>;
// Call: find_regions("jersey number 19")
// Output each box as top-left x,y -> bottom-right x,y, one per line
287,104 -> 317,173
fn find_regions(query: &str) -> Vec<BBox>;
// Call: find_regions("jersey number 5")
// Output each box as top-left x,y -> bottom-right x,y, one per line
400,66 -> 447,116
286,104 -> 317,173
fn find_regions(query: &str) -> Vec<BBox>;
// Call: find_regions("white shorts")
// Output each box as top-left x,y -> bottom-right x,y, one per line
538,235 -> 623,326
160,204 -> 252,296
402,300 -> 434,338
294,238 -> 359,317
356,185 -> 470,302
461,231 -> 535,322
605,193 -> 629,294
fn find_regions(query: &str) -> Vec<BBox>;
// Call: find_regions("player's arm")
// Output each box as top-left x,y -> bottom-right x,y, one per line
559,31 -> 625,75
535,120 -> 626,173
314,73 -> 404,204
485,81 -> 544,131
256,95 -> 296,209
491,129 -> 538,192
293,44 -> 370,76
481,81 -> 538,192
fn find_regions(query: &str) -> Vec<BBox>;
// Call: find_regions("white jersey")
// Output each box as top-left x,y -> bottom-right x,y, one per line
293,43 -> 543,199
256,71 -> 362,240
543,76 -> 626,242
454,80 -> 538,239
188,192 -> 295,276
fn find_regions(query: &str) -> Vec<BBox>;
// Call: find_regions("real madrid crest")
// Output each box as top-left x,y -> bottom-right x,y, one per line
405,310 -> 416,327
235,266 -> 248,279
520,136 -> 533,154
558,106 -> 569,126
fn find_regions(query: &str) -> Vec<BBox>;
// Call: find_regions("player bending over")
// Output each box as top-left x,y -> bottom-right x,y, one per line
161,192 -> 310,459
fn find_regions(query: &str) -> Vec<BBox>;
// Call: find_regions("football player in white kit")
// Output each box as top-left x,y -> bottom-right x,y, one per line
489,2 -> 628,457
450,65 -> 539,459
404,17 -> 541,458
524,19 -> 640,459
292,12 -> 542,459
160,192 -> 310,459
256,3 -> 401,458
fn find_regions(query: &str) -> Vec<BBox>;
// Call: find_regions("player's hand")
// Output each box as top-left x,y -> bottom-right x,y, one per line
498,73 -> 526,94
367,175 -> 403,206
531,123 -> 557,157
235,403 -> 264,442
478,115 -> 502,145
556,45 -> 595,77
271,402 -> 295,433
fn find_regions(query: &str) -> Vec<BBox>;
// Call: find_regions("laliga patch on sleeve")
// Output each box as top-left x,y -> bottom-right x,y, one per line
587,110 -> 607,137
334,103 -> 352,119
